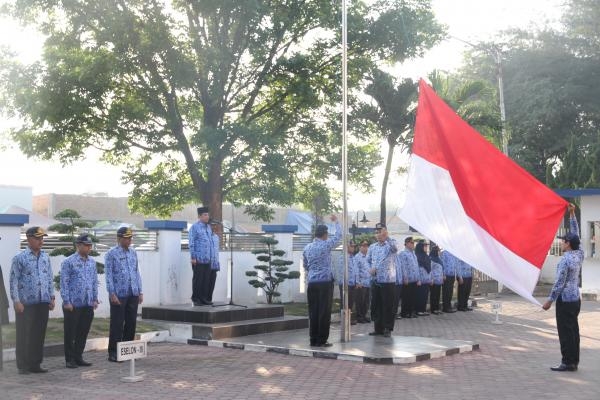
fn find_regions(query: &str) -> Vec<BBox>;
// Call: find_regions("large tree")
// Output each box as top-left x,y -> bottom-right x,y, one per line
460,0 -> 600,186
0,0 -> 444,222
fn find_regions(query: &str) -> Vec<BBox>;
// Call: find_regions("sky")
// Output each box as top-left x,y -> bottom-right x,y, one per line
0,0 -> 565,210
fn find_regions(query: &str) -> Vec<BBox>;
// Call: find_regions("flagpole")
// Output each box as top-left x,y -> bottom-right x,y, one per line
341,0 -> 350,343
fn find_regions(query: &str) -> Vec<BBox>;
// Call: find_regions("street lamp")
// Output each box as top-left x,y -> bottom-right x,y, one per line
351,211 -> 370,242
451,36 -> 509,156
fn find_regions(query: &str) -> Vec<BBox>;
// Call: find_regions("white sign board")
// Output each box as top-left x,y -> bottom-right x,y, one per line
117,340 -> 147,362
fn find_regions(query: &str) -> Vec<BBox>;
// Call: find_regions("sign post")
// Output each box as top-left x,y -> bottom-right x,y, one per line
491,301 -> 503,325
117,340 -> 147,382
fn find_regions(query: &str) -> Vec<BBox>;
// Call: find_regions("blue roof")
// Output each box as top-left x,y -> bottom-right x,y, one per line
554,188 -> 600,197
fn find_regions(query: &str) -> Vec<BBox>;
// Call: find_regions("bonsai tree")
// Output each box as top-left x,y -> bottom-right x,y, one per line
246,237 -> 299,304
48,209 -> 103,290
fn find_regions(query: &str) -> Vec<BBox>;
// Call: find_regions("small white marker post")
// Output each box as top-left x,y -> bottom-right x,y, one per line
491,301 -> 503,324
117,340 -> 147,382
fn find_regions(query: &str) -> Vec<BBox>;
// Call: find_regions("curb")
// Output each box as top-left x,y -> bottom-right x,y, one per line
187,337 -> 479,365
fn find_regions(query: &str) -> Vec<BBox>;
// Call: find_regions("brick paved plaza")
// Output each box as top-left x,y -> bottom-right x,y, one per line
1,294 -> 599,399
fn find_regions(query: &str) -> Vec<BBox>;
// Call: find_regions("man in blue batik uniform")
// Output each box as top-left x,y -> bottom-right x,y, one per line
456,257 -> 474,311
188,206 -> 216,305
543,203 -> 583,372
10,226 -> 55,374
440,250 -> 458,313
367,223 -> 398,338
105,227 -> 143,362
303,215 -> 341,347
400,236 -> 420,318
354,240 -> 371,323
61,234 -> 99,369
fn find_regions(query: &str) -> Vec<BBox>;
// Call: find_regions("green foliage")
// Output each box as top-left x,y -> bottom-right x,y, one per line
245,236 -> 298,303
0,0 -> 444,222
458,0 -> 600,187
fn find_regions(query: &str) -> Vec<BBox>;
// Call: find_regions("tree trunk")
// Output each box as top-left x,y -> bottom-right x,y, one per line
380,141 -> 396,224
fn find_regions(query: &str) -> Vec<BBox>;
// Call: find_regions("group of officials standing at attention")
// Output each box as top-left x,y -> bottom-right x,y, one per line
8,225 -> 143,373
303,215 -> 474,346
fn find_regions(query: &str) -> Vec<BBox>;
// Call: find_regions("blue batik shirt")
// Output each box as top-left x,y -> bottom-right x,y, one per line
105,245 -> 142,298
335,253 -> 357,286
60,252 -> 98,308
419,265 -> 432,284
457,259 -> 473,279
189,221 -> 215,264
394,254 -> 404,285
10,248 -> 54,305
303,222 -> 342,284
211,233 -> 220,271
431,261 -> 444,285
440,251 -> 458,277
367,239 -> 398,284
549,216 -> 583,303
354,252 -> 371,287
399,248 -> 420,283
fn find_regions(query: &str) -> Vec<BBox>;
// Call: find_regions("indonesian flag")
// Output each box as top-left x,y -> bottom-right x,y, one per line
398,79 -> 567,305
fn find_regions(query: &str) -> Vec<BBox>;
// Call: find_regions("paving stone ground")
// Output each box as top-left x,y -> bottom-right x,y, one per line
1,294 -> 599,399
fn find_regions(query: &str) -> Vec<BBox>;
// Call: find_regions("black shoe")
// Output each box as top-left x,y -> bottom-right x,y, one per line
201,300 -> 213,305
383,329 -> 392,338
416,312 -> 430,316
364,318 -> 371,323
465,307 -> 474,311
29,366 -> 48,373
350,320 -> 357,325
66,361 -> 78,369
108,354 -> 118,362
75,359 -> 92,367
395,315 -> 403,320
318,342 -> 333,347
550,364 -> 577,372
18,369 -> 30,375
368,331 -> 383,336
443,308 -> 457,313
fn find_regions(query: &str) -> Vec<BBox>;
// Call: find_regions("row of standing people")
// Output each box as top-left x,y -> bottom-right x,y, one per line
336,233 -> 474,326
303,216 -> 474,345
8,226 -> 143,373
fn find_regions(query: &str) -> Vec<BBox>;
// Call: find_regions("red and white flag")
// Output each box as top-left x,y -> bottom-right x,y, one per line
398,79 -> 567,305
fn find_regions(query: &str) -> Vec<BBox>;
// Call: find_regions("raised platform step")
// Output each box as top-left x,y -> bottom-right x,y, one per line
188,315 -> 308,340
141,303 -> 284,324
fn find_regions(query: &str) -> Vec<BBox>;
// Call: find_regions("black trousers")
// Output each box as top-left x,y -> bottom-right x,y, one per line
207,270 -> 218,302
556,297 -> 580,365
63,306 -> 94,362
401,282 -> 418,317
307,281 -> 334,345
416,284 -> 430,313
442,275 -> 455,311
457,277 -> 472,310
108,295 -> 139,356
354,286 -> 370,321
15,303 -> 49,370
430,284 -> 442,312
392,284 -> 402,317
192,263 -> 211,302
373,282 -> 396,333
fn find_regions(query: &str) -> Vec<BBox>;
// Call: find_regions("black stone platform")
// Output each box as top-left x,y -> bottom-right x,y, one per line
142,303 -> 308,340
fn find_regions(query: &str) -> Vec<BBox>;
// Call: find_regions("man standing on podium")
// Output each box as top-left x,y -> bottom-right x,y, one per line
189,206 -> 216,306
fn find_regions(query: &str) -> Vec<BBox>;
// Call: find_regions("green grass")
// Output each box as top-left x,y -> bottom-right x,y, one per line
1,318 -> 163,349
